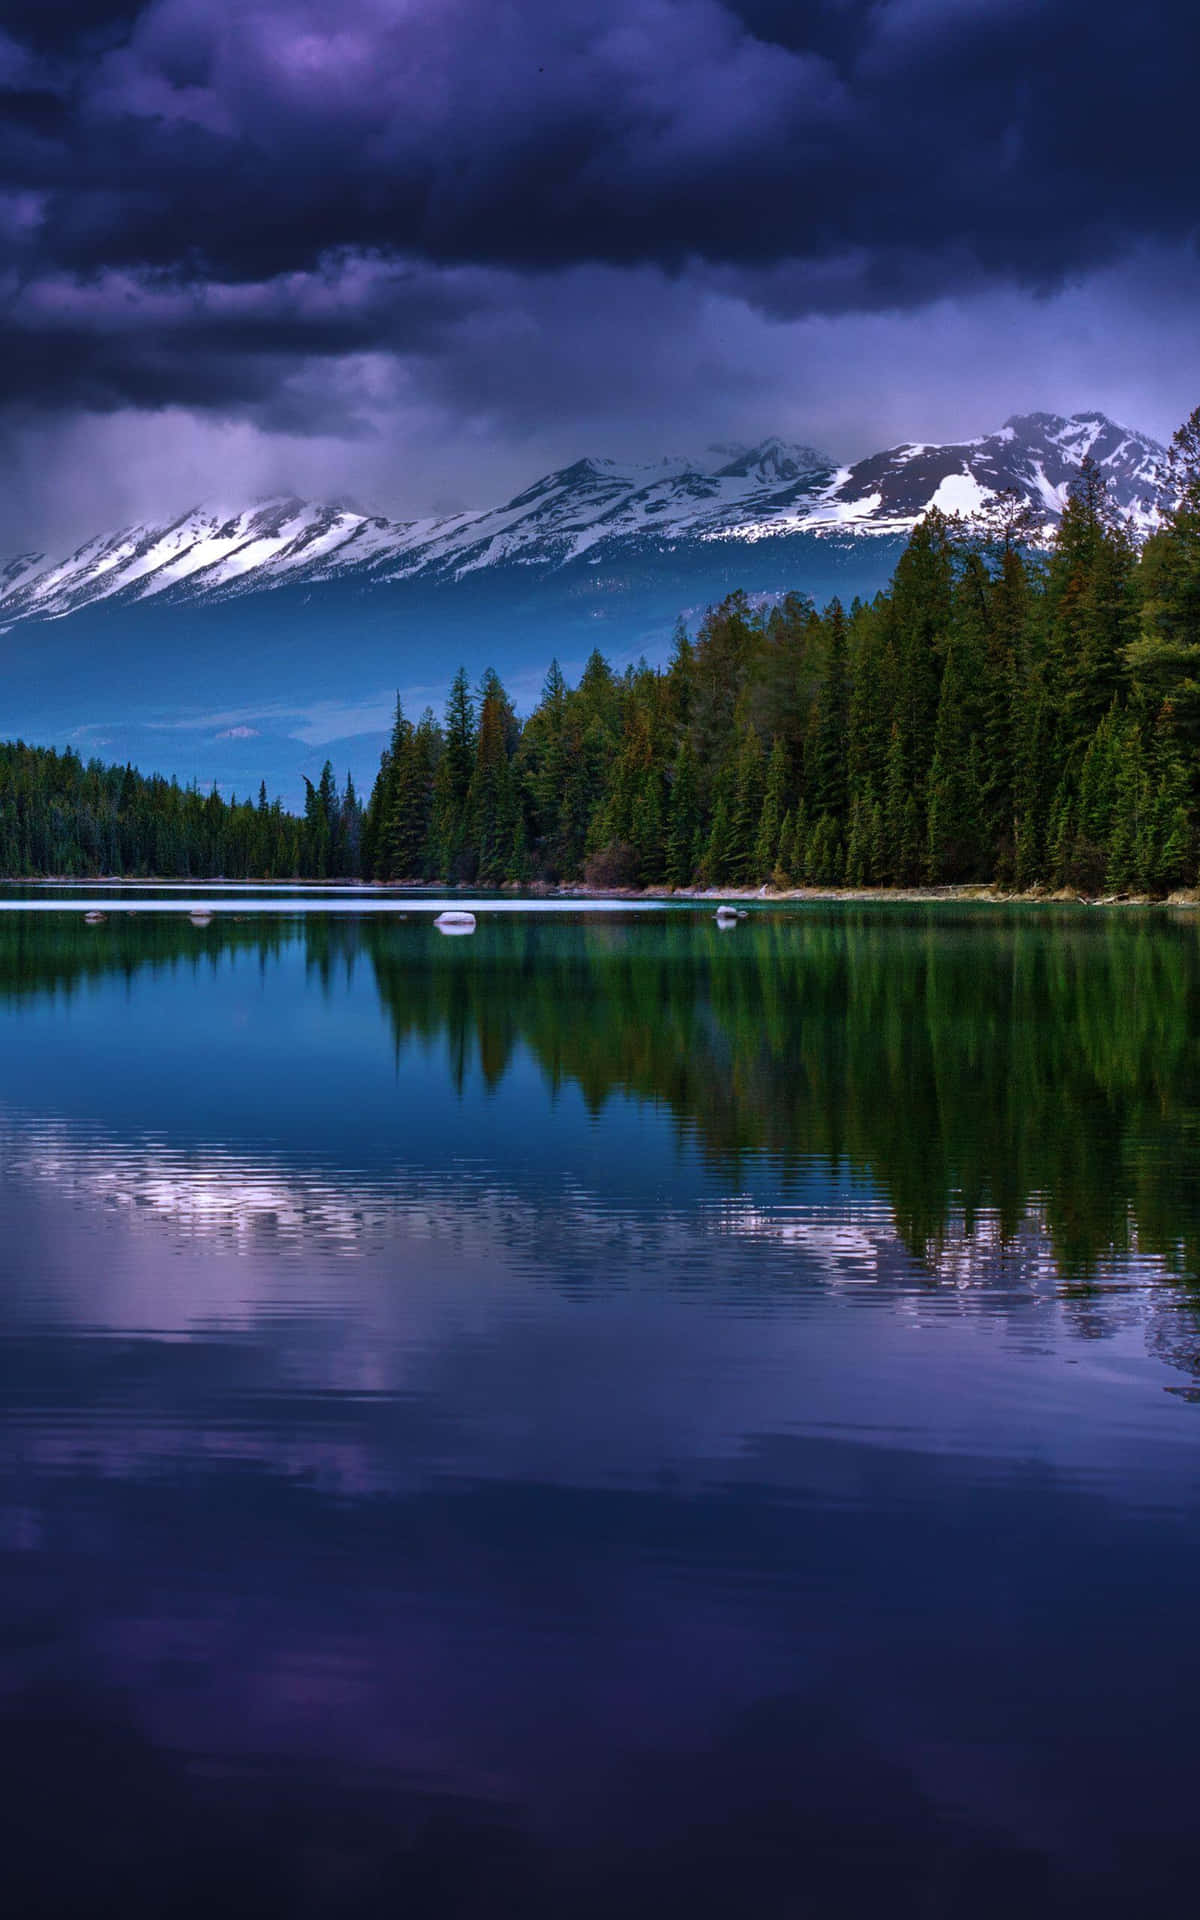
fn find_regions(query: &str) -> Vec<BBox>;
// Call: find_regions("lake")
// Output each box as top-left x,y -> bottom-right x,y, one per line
1,895 -> 1198,1916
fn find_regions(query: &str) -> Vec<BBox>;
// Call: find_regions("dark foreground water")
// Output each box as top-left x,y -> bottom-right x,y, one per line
1,896 -> 1198,1917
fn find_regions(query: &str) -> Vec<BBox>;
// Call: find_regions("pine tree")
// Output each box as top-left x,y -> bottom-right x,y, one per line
754,737 -> 789,880
779,799 -> 808,886
338,770 -> 362,878
382,711 -> 438,879
666,740 -> 699,888
630,761 -> 666,883
847,607 -> 894,809
1106,723 -> 1148,892
432,667 -> 477,880
775,808 -> 796,885
517,658 -> 570,875
926,640 -> 985,882
883,723 -> 909,884
302,769 -> 334,878
811,599 -> 850,820
508,810 -> 533,886
469,669 -> 519,886
665,620 -> 695,738
806,813 -> 843,887
844,792 -> 871,887
888,510 -> 955,804
729,724 -> 765,882
1012,680 -> 1056,890
1127,406 -> 1200,758
702,793 -> 736,885
364,696 -> 409,879
1046,458 -> 1137,754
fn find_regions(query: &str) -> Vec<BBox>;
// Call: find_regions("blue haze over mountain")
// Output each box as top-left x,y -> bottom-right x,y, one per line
0,411 -> 1162,804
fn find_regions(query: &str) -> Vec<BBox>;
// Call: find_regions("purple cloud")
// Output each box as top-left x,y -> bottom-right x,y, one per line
0,1 -> 1197,546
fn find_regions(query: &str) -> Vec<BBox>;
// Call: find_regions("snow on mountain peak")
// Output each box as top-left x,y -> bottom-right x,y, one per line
785,410 -> 1166,541
0,411 -> 1167,632
709,438 -> 833,484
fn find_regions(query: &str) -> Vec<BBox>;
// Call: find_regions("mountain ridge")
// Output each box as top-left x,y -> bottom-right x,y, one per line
0,410 -> 1163,634
0,409 -> 1167,804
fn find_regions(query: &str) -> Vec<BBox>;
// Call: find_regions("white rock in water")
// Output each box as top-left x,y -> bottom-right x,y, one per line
435,910 -> 476,934
84,910 -> 106,924
715,905 -> 738,925
188,909 -> 214,925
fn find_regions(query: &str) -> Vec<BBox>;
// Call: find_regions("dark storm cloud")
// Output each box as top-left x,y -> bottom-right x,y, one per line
0,0 -> 1197,425
0,257 -> 489,425
8,0 -> 1190,283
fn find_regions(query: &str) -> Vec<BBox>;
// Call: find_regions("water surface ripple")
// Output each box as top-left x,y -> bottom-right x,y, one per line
1,900 -> 1198,1916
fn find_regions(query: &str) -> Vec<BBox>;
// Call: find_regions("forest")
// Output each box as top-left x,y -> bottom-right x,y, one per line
0,751 -> 367,881
3,405 -> 1198,894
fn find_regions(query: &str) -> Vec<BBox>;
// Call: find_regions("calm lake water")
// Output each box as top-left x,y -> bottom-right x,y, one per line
1,895 -> 1198,1916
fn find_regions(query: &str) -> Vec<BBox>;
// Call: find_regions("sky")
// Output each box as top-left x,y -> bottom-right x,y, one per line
2,0 -> 1199,553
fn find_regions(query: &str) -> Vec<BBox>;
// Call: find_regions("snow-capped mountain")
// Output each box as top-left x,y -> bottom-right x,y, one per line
0,439 -> 833,628
0,413 -> 1162,632
803,411 -> 1163,539
0,410 -> 1165,805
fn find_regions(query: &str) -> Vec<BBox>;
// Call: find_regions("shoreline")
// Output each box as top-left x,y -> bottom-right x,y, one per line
565,882 -> 1200,908
2,877 -> 1197,908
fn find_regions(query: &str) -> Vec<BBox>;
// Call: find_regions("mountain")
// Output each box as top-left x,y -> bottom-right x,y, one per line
808,410 -> 1162,535
0,413 -> 1161,629
0,412 -> 1164,803
0,439 -> 833,627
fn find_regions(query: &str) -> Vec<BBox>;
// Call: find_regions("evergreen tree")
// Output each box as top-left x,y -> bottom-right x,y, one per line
754,737 -> 789,880
1127,406 -> 1200,756
806,813 -> 843,887
517,658 -> 571,875
701,792 -> 736,885
926,640 -> 986,882
381,709 -> 439,879
847,606 -> 894,812
810,599 -> 850,820
729,724 -> 765,882
665,620 -> 696,739
777,801 -> 808,886
1045,457 -> 1137,753
888,510 -> 955,801
431,666 -> 477,879
666,741 -> 699,887
468,669 -> 519,885
1011,680 -> 1056,890
302,769 -> 333,878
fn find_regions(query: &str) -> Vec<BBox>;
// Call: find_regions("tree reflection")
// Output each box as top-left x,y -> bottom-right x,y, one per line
364,907 -> 1200,1286
3,904 -> 1199,1293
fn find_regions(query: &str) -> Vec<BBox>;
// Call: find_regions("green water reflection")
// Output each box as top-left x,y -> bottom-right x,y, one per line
3,903 -> 1199,1285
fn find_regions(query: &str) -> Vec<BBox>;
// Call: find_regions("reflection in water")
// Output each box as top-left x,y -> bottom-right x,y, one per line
365,906 -> 1200,1280
6,904 -> 1200,1259
2,904 -> 1200,1915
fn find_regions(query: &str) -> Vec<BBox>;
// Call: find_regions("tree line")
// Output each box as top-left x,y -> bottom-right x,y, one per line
0,748 -> 362,880
4,403 -> 1198,892
363,405 -> 1200,896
